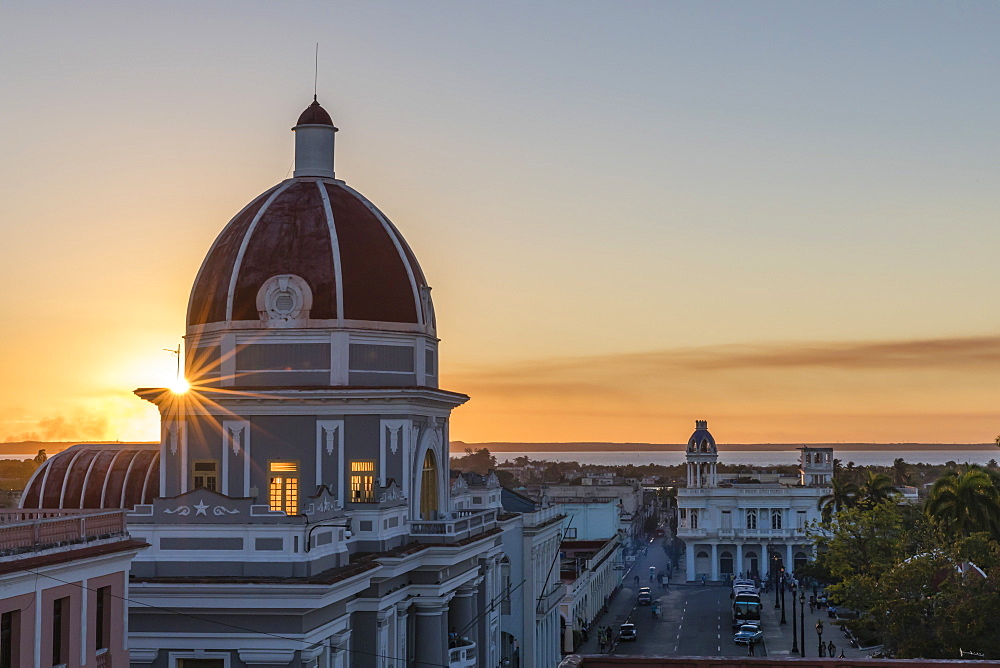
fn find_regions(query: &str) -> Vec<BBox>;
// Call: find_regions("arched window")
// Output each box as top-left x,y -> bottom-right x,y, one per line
690,510 -> 698,529
771,510 -> 782,529
746,509 -> 757,530
420,449 -> 439,519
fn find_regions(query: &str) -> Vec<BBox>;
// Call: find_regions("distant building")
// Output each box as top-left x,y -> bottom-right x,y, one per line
0,509 -> 143,668
676,421 -> 830,582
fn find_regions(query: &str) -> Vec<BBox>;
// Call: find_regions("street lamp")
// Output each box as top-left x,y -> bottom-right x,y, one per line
816,619 -> 824,657
798,591 -> 805,656
790,584 -> 799,654
779,569 -> 787,624
773,556 -> 781,609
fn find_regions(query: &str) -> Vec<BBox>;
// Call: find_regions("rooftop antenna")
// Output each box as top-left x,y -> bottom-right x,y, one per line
313,43 -> 319,102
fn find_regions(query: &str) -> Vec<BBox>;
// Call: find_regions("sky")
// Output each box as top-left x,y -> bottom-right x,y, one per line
1,1 -> 999,445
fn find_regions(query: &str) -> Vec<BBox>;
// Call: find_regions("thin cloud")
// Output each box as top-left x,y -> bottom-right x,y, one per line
454,334 -> 1000,384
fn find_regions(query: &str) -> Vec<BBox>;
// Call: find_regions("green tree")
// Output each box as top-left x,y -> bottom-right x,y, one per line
817,477 -> 859,522
858,471 -> 899,508
891,457 -> 911,486
925,468 -> 1000,540
451,448 -> 496,475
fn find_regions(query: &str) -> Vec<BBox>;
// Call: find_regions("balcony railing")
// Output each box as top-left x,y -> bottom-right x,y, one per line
409,509 -> 498,542
0,510 -> 128,555
692,527 -> 808,540
536,583 -> 565,616
448,639 -> 476,668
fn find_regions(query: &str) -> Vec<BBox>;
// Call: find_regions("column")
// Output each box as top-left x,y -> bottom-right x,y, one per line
376,610 -> 392,668
449,587 -> 476,643
686,542 -> 695,582
395,603 -> 409,668
787,543 -> 794,573
736,543 -> 744,578
711,542 -> 719,582
413,598 -> 450,668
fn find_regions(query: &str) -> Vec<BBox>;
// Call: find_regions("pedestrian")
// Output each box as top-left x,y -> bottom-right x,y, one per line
809,597 -> 815,614
828,640 -> 836,657
634,575 -> 639,587
747,638 -> 756,656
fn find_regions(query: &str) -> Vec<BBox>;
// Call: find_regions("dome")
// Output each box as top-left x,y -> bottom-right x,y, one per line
296,98 -> 335,126
686,419 -> 717,454
20,444 -> 160,510
187,179 -> 431,330
187,99 -> 432,333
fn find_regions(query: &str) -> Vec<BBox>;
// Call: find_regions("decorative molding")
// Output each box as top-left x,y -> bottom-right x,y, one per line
316,420 -> 345,502
379,419 -> 410,487
221,420 -> 249,496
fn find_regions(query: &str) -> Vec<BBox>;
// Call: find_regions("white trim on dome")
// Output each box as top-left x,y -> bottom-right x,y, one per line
100,448 -> 128,508
225,181 -> 295,322
80,448 -> 104,508
338,183 -> 424,328
186,183 -> 282,325
119,449 -> 143,507
140,452 -> 159,505
57,447 -> 86,508
315,179 -> 345,321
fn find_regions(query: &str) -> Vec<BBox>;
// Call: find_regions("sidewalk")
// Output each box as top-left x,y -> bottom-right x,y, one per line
756,589 -> 868,659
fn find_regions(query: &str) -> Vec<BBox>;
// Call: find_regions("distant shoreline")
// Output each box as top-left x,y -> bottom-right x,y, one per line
0,441 -> 157,457
453,441 -> 997,453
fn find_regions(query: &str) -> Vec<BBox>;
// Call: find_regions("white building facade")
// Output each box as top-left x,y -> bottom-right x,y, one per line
676,421 -> 831,583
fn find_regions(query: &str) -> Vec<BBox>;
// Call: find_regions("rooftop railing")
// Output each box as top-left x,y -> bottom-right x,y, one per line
409,508 -> 498,542
0,509 -> 128,555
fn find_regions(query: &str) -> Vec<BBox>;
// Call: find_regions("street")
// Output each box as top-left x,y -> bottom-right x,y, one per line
575,534 -> 866,660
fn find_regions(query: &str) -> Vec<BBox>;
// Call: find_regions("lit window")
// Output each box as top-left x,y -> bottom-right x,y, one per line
192,460 -> 219,492
350,461 -> 375,502
268,461 -> 299,515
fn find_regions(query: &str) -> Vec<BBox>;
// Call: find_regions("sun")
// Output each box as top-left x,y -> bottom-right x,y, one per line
168,377 -> 191,394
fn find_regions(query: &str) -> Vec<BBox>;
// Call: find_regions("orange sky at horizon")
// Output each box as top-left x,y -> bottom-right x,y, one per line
2,4 -> 1000,446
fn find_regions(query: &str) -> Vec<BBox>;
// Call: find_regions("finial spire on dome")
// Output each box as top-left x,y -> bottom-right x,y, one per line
293,98 -> 338,178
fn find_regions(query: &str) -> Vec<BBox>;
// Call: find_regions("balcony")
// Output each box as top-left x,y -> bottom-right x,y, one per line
0,510 -> 128,555
409,509 -> 498,543
448,639 -> 476,668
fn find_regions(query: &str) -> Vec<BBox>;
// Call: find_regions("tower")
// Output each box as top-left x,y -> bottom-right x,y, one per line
685,419 -> 718,488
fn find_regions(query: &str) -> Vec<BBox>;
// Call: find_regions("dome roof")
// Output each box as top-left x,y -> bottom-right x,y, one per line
20,444 -> 160,510
296,98 -> 336,127
187,178 -> 432,329
686,419 -> 717,454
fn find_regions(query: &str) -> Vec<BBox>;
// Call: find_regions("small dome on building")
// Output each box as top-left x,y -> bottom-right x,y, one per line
20,444 -> 160,510
686,419 -> 717,454
296,98 -> 336,127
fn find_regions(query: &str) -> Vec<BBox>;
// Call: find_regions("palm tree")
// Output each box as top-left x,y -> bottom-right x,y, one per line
925,469 -> 1000,539
818,478 -> 860,522
891,457 -> 911,487
858,471 -> 899,507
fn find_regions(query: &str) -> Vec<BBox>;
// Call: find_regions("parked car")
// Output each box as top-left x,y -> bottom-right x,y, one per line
733,624 -> 763,644
619,623 -> 637,641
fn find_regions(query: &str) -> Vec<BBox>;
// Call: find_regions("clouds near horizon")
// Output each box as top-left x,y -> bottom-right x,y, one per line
447,334 -> 1000,444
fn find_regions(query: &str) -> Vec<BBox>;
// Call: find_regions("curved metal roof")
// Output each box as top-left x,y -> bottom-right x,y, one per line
20,443 -> 159,510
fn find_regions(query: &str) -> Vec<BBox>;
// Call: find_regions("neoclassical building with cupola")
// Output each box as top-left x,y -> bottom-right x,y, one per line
676,421 -> 832,583
21,98 -> 564,668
